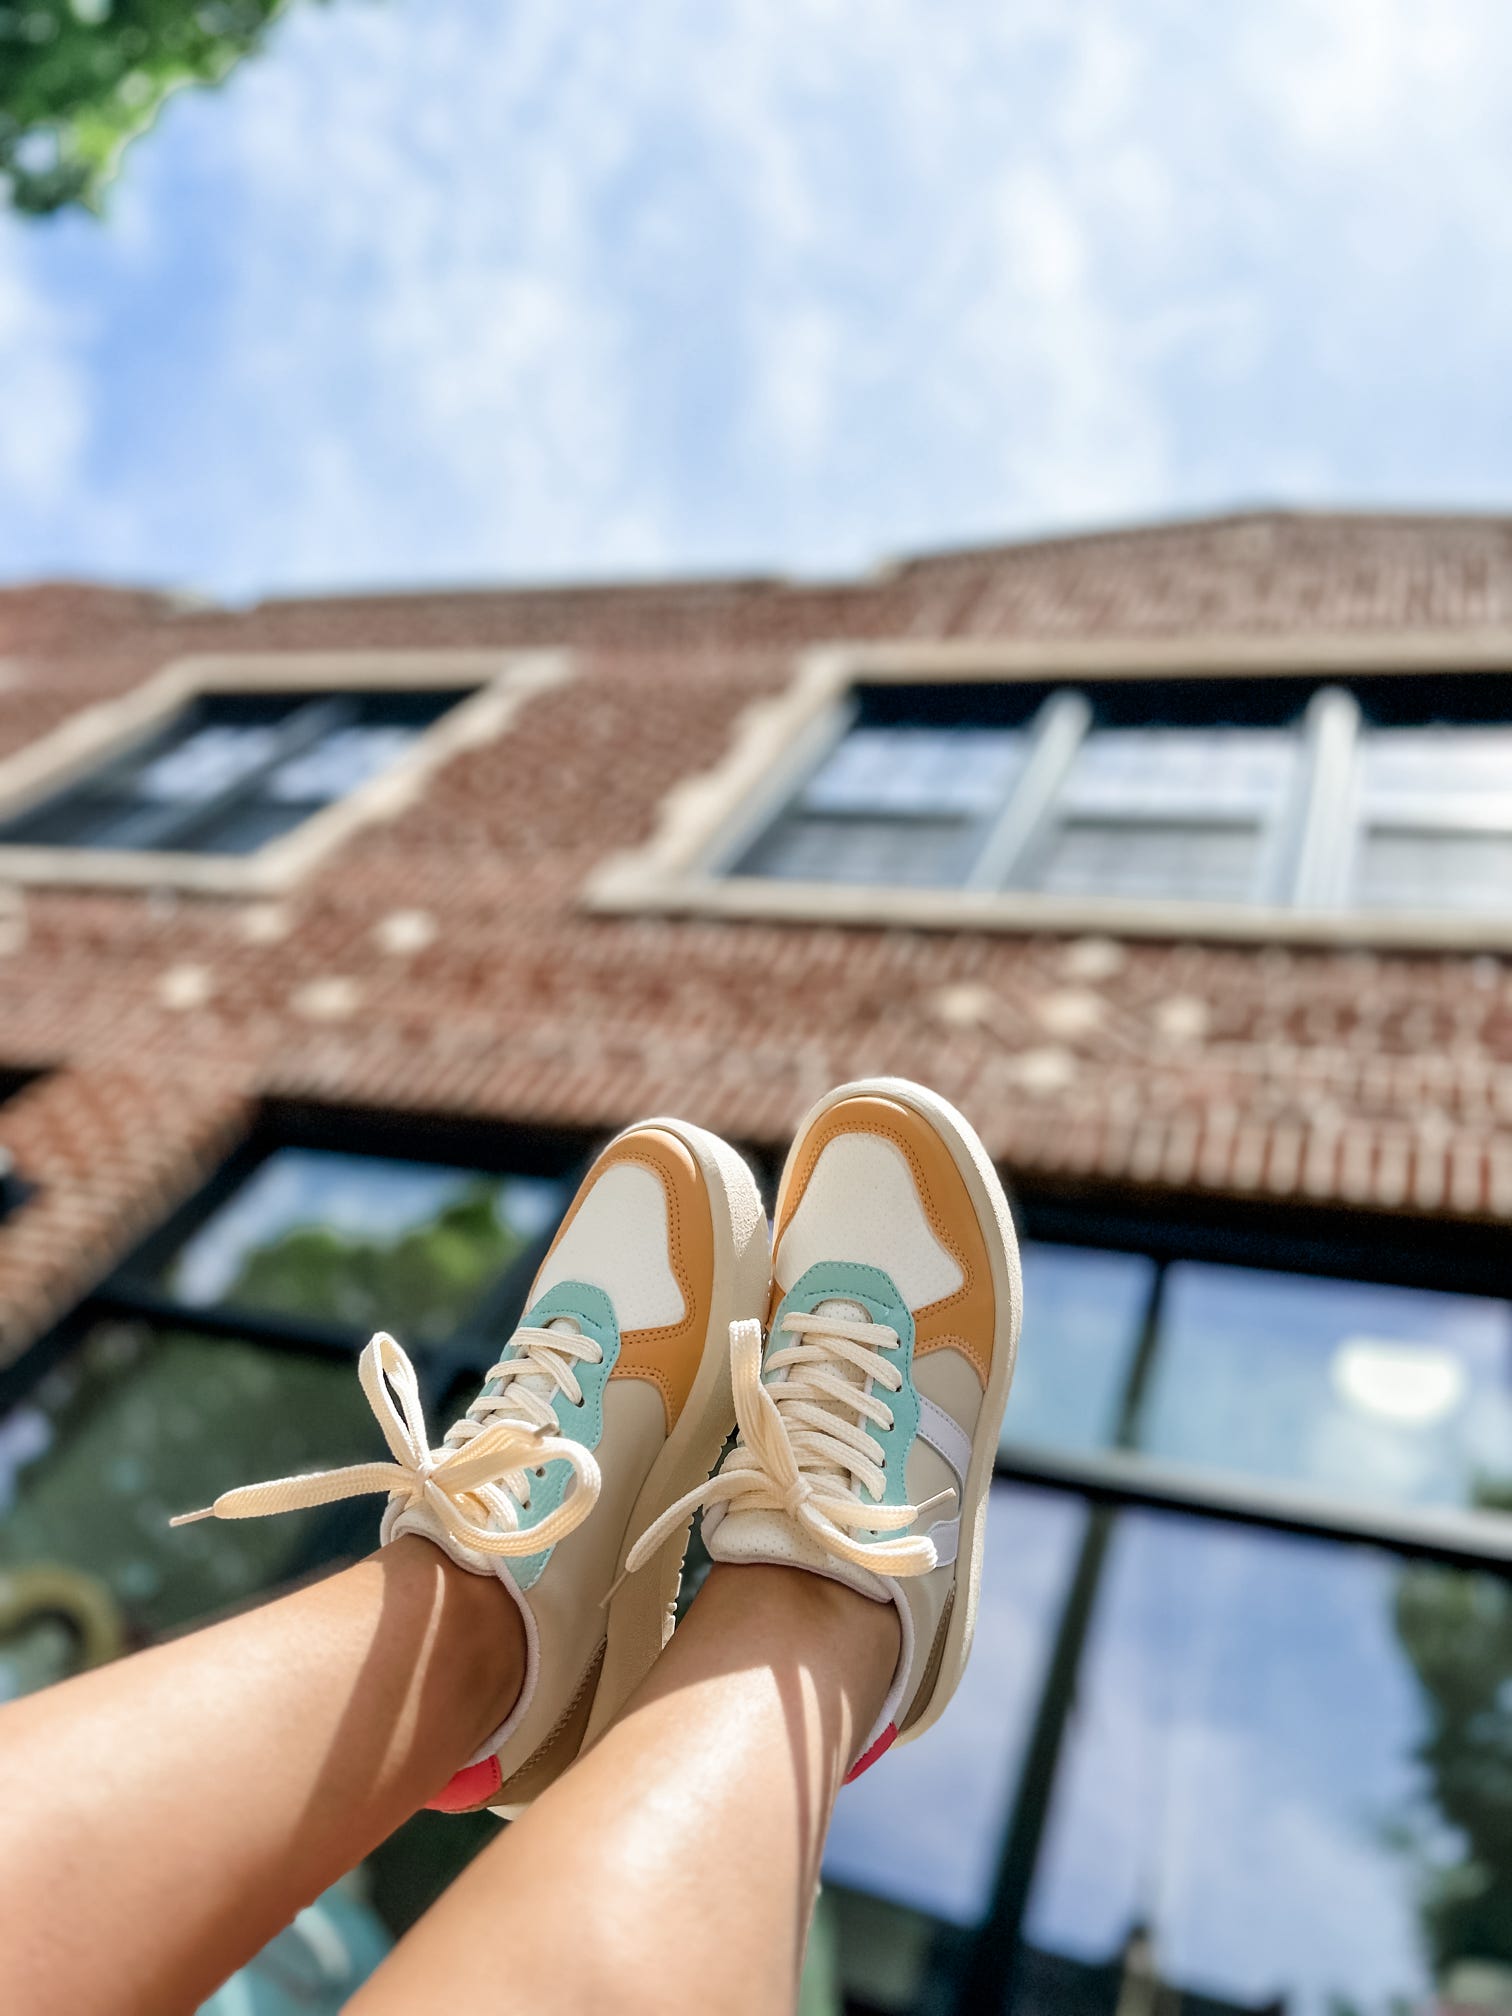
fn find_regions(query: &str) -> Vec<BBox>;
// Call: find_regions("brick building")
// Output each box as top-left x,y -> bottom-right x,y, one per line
2,510 -> 1511,2012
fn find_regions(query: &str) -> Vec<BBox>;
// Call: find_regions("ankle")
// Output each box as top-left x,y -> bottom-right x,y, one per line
700,1561 -> 900,1702
376,1536 -> 526,1749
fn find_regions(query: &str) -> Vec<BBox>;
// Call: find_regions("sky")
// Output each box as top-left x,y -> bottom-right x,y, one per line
5,0 -> 1512,601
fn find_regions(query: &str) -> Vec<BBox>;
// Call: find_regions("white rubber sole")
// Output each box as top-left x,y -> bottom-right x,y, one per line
578,1116 -> 770,1752
778,1075 -> 1022,1748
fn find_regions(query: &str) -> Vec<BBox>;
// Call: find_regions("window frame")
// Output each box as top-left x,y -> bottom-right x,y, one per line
588,635 -> 1512,948
0,649 -> 570,897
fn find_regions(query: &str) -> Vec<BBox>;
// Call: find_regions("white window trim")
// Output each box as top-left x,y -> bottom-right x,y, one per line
586,631 -> 1512,950
0,649 -> 570,897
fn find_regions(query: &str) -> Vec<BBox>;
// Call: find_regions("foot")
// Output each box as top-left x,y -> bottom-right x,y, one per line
173,1118 -> 769,1812
628,1078 -> 1020,1776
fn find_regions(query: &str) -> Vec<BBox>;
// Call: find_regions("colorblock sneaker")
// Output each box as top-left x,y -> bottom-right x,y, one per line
173,1117 -> 769,1813
627,1078 -> 1021,1777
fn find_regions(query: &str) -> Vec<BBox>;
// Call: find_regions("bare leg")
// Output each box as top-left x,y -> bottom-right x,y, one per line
351,1563 -> 900,2016
0,1537 -> 524,2016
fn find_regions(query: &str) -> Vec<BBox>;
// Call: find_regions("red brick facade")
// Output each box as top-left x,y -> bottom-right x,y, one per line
4,511 -> 1512,1368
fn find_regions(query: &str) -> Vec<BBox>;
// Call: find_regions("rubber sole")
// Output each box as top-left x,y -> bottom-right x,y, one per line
777,1075 -> 1022,1748
577,1116 -> 770,1753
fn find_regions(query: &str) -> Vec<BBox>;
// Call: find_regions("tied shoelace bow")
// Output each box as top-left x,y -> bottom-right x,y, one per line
625,1311 -> 955,1582
171,1327 -> 602,1559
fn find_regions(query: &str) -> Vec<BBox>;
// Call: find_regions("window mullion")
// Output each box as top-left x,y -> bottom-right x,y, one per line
1281,685 -> 1361,909
965,691 -> 1091,892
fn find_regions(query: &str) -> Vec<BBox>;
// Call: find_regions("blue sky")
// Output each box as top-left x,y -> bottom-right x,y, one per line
5,0 -> 1512,600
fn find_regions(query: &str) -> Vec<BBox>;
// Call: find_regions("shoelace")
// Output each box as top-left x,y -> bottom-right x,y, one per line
625,1311 -> 954,1581
171,1327 -> 602,1559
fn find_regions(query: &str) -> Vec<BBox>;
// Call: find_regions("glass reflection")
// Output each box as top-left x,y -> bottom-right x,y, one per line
1014,1513 -> 1512,2016
1001,1244 -> 1153,1455
1137,1264 -> 1512,1512
0,1322 -> 375,1690
827,1485 -> 1087,1927
162,1148 -> 567,1345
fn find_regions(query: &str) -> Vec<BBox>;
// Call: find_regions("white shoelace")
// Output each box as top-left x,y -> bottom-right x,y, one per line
625,1311 -> 955,1581
171,1327 -> 603,1559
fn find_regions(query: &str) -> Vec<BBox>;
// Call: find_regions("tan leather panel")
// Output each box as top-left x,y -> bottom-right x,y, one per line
494,1642 -> 605,1807
902,1585 -> 955,1734
540,1128 -> 715,1432
774,1095 -> 994,1388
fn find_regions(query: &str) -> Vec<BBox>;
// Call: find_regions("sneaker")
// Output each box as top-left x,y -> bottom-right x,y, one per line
627,1078 -> 1020,1776
173,1118 -> 769,1813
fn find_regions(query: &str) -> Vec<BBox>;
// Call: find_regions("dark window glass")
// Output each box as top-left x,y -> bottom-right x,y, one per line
0,688 -> 471,858
160,1147 -> 568,1347
1001,1243 -> 1154,1455
1135,1264 -> 1512,1514
1014,1512 -> 1512,2016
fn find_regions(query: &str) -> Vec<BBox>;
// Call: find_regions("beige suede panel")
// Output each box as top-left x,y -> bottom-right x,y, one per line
493,1377 -> 665,1780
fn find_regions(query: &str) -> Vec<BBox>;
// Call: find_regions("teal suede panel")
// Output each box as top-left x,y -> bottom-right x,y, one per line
768,1261 -> 919,1549
491,1280 -> 620,1593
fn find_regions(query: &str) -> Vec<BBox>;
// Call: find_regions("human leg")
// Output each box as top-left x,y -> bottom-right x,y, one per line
351,1077 -> 1021,2016
0,1116 -> 766,2015
0,1535 -> 523,2016
347,1561 -> 898,2016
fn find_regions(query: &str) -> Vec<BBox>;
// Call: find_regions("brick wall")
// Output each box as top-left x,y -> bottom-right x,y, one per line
3,512 -> 1512,1367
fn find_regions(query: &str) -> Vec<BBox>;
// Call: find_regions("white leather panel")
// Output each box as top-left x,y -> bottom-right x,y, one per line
775,1132 -> 964,1307
532,1164 -> 685,1330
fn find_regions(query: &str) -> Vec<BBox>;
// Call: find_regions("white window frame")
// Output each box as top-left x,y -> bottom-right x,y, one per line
0,650 -> 570,897
587,633 -> 1512,949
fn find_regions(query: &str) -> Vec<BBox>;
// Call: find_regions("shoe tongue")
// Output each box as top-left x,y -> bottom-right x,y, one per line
812,1296 -> 868,1327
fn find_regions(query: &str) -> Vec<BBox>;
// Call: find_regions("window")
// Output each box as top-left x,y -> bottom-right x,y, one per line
0,648 -> 567,895
0,688 -> 471,858
649,665 -> 1512,931
800,1204 -> 1512,2016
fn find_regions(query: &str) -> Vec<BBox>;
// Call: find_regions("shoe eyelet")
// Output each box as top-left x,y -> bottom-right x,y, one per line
534,1466 -> 546,1478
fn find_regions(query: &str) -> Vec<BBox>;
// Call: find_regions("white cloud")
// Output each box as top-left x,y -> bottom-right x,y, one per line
6,0 -> 1512,594
0,227 -> 89,518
